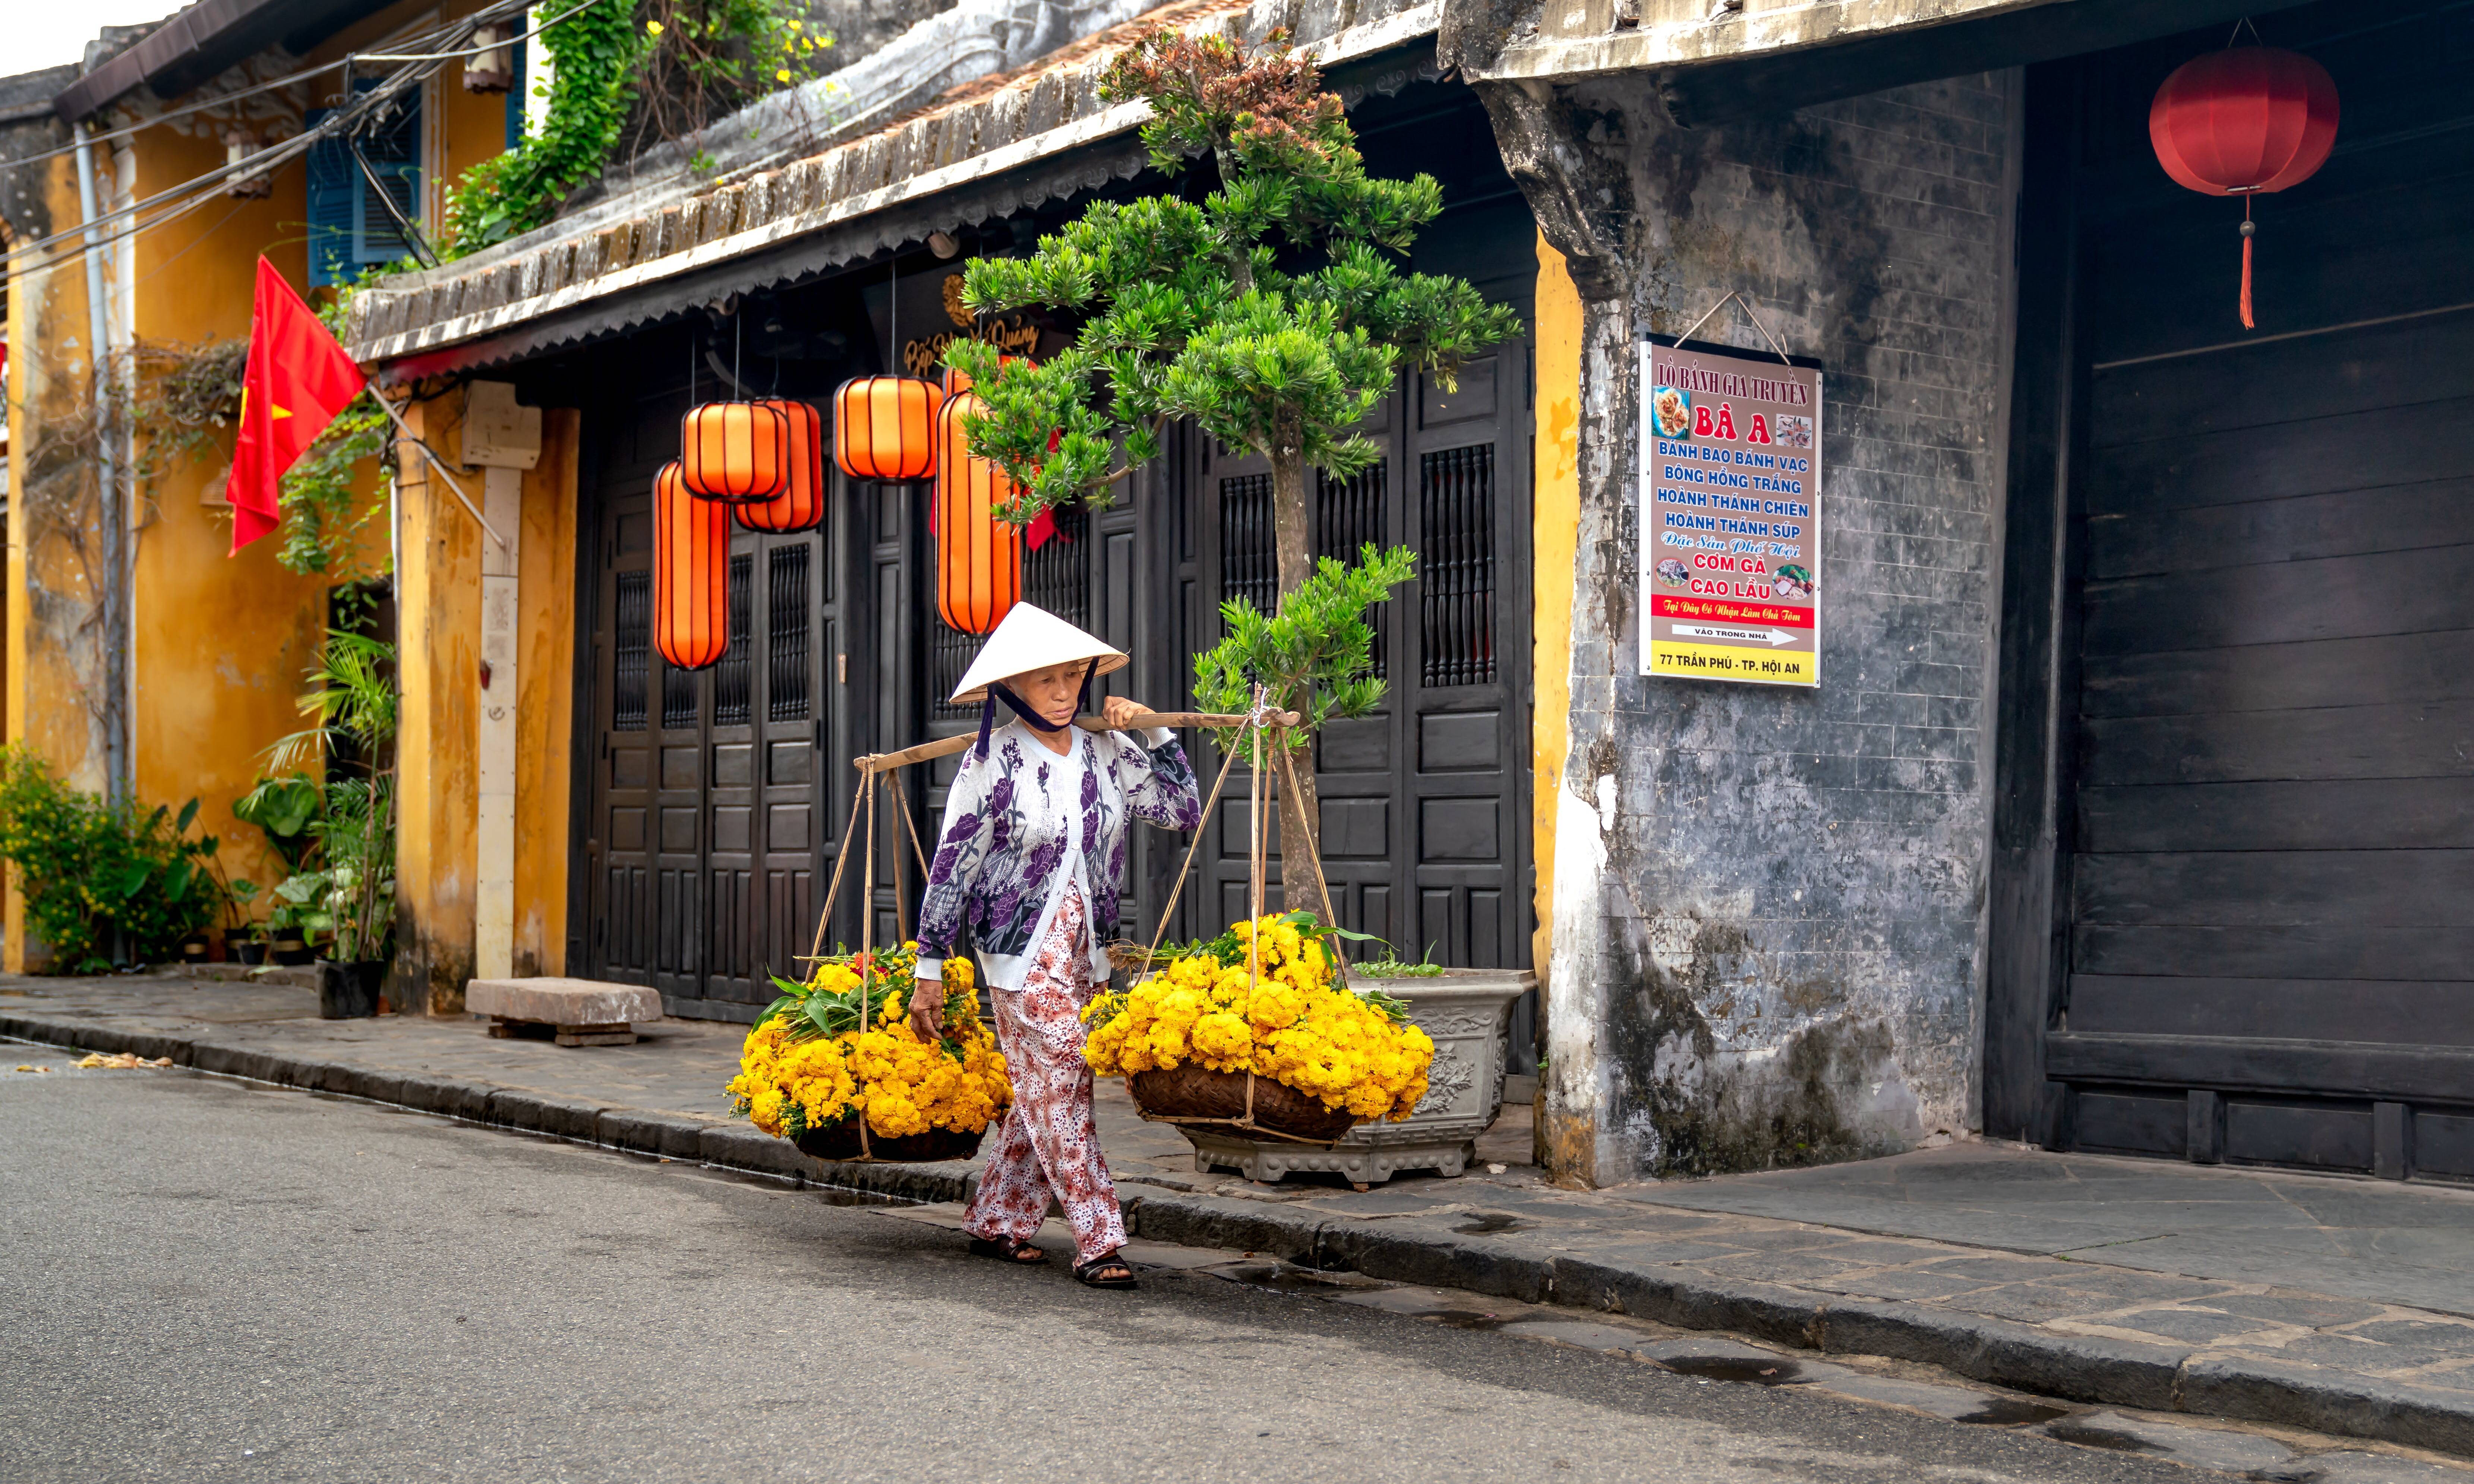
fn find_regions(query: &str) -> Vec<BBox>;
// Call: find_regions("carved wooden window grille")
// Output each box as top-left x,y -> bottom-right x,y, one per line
932,504 -> 1091,717
713,554 -> 754,725
1420,444 -> 1496,686
1317,462 -> 1388,679
767,545 -> 811,722
661,665 -> 699,730
1219,473 -> 1275,622
613,571 -> 649,730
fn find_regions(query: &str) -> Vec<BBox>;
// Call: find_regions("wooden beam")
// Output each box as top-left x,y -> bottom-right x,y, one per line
2048,1032 -> 2474,1105
855,711 -> 1300,774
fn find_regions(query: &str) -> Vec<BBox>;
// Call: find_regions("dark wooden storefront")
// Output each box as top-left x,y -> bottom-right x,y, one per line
564,72 -> 1541,1026
1989,0 -> 2474,1181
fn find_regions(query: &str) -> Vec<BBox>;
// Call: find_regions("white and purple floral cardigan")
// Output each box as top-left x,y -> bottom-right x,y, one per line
915,721 -> 1203,991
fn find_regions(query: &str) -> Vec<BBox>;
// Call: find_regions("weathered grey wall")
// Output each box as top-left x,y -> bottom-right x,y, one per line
1472,70 -> 2017,1184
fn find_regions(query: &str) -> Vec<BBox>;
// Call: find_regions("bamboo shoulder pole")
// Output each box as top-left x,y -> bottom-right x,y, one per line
854,711 -> 1299,775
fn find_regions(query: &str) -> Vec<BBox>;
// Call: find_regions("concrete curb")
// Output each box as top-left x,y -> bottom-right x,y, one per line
7,1006 -> 2468,1459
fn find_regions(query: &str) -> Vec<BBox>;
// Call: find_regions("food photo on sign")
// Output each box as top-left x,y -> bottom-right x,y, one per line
1637,325 -> 1825,688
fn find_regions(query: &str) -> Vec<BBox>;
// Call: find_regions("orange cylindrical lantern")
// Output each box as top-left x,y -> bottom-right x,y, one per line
735,399 -> 826,533
833,376 -> 941,482
2149,45 -> 2339,328
933,392 -> 1022,635
653,461 -> 731,670
680,400 -> 791,502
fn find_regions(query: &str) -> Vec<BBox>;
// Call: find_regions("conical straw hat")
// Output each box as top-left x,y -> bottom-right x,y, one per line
949,602 -> 1128,703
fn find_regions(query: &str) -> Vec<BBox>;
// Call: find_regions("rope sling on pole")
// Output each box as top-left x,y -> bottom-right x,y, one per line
807,703 -> 1347,1151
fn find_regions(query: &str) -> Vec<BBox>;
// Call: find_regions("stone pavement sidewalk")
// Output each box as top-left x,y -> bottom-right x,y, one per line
9,970 -> 2474,1461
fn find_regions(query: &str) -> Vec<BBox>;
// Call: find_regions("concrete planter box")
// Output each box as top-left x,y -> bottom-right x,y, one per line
1182,967 -> 1534,1187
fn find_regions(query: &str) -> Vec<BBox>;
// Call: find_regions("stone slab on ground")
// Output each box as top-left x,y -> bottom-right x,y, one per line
465,977 -> 664,1029
465,977 -> 665,1044
7,969 -> 2474,1458
1615,1140 -> 2474,1317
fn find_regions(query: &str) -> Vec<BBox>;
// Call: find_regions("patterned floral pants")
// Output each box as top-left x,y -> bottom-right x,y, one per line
962,884 -> 1126,1263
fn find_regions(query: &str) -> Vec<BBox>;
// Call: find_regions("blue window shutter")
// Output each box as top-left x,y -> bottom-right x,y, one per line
303,107 -> 354,288
506,39 -> 527,152
353,87 -> 423,270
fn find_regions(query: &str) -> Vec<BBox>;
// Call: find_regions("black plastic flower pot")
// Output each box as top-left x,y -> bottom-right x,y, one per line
179,934 -> 211,964
270,933 -> 313,966
224,930 -> 266,965
316,959 -> 386,1019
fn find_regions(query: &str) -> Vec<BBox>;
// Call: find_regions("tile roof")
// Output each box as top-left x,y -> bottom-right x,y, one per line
345,0 -> 1441,372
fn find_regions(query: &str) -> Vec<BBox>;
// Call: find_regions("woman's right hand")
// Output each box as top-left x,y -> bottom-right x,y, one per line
909,979 -> 946,1041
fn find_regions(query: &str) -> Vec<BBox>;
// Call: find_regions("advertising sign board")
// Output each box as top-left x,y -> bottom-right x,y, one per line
1638,336 -> 1823,687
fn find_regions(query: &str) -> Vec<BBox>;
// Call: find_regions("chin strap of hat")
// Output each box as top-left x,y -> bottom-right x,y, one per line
975,658 -> 1098,760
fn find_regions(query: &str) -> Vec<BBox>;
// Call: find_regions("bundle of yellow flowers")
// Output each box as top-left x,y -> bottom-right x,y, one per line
1082,913 -> 1435,1122
728,943 -> 1012,1144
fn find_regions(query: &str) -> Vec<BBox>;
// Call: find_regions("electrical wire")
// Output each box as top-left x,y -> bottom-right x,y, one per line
5,0 -> 610,273
4,53 -> 432,270
12,0 -> 525,170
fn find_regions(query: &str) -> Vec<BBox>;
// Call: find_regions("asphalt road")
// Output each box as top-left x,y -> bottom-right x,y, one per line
1,1058 -> 2215,1484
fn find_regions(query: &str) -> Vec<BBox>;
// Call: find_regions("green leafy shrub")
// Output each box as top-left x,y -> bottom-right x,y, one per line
0,747 -> 220,972
259,631 -> 400,964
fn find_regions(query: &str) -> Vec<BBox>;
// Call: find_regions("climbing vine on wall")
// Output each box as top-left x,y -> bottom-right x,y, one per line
443,0 -> 833,256
444,0 -> 645,252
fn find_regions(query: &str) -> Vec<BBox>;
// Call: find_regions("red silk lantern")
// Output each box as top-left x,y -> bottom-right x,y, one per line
833,376 -> 941,481
653,461 -> 731,670
735,399 -> 825,533
933,392 -> 1022,635
2149,45 -> 2339,329
680,400 -> 790,502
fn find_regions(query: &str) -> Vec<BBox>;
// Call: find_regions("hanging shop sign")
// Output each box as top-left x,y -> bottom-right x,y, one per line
860,267 -> 1049,381
1638,333 -> 1824,687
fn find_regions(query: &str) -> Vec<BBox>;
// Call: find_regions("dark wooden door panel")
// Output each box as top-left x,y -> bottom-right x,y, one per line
583,378 -> 842,1017
2068,974 -> 2474,1045
2074,923 -> 2474,982
2088,395 -> 2474,517
2083,629 -> 2474,720
2088,478 -> 2474,582
2080,778 -> 2474,853
2046,64 -> 2474,1177
2074,849 -> 2474,928
1190,344 -> 1533,972
2090,306 -> 2474,444
2083,545 -> 2474,656
2080,700 -> 2474,786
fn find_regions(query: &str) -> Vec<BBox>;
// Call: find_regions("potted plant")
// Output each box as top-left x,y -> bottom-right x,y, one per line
264,630 -> 397,1018
224,880 -> 266,964
266,874 -> 327,966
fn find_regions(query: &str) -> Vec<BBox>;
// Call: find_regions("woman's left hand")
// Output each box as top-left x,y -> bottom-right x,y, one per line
1101,695 -> 1152,731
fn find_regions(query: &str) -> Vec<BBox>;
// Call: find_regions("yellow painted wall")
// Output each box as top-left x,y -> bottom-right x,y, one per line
125,114 -> 335,916
393,389 -> 481,1012
1531,234 -> 1582,982
515,409 -> 580,975
6,157 -> 121,971
4,0 -> 515,974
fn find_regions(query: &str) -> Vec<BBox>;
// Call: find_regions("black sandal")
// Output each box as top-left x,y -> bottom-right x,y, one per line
1074,1250 -> 1138,1289
968,1235 -> 1050,1265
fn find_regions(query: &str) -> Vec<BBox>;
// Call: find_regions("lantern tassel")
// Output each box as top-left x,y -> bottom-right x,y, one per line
2239,200 -> 2256,330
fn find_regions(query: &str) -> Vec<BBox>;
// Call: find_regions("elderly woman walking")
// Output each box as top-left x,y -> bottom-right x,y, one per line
908,603 -> 1202,1288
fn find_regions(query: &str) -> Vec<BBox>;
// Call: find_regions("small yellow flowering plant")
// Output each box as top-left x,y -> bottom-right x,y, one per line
1082,912 -> 1435,1121
729,942 -> 1012,1142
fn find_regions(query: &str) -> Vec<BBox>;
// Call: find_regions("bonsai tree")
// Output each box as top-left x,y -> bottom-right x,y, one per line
947,28 -> 1518,909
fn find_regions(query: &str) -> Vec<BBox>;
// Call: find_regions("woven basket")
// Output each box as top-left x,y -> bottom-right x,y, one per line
793,1122 -> 988,1164
1128,1066 -> 1360,1143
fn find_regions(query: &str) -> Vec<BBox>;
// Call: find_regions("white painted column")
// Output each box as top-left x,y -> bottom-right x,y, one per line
475,464 -> 521,981
463,380 -> 541,985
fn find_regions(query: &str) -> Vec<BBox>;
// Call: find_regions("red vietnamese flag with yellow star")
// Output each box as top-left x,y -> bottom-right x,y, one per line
225,256 -> 366,553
